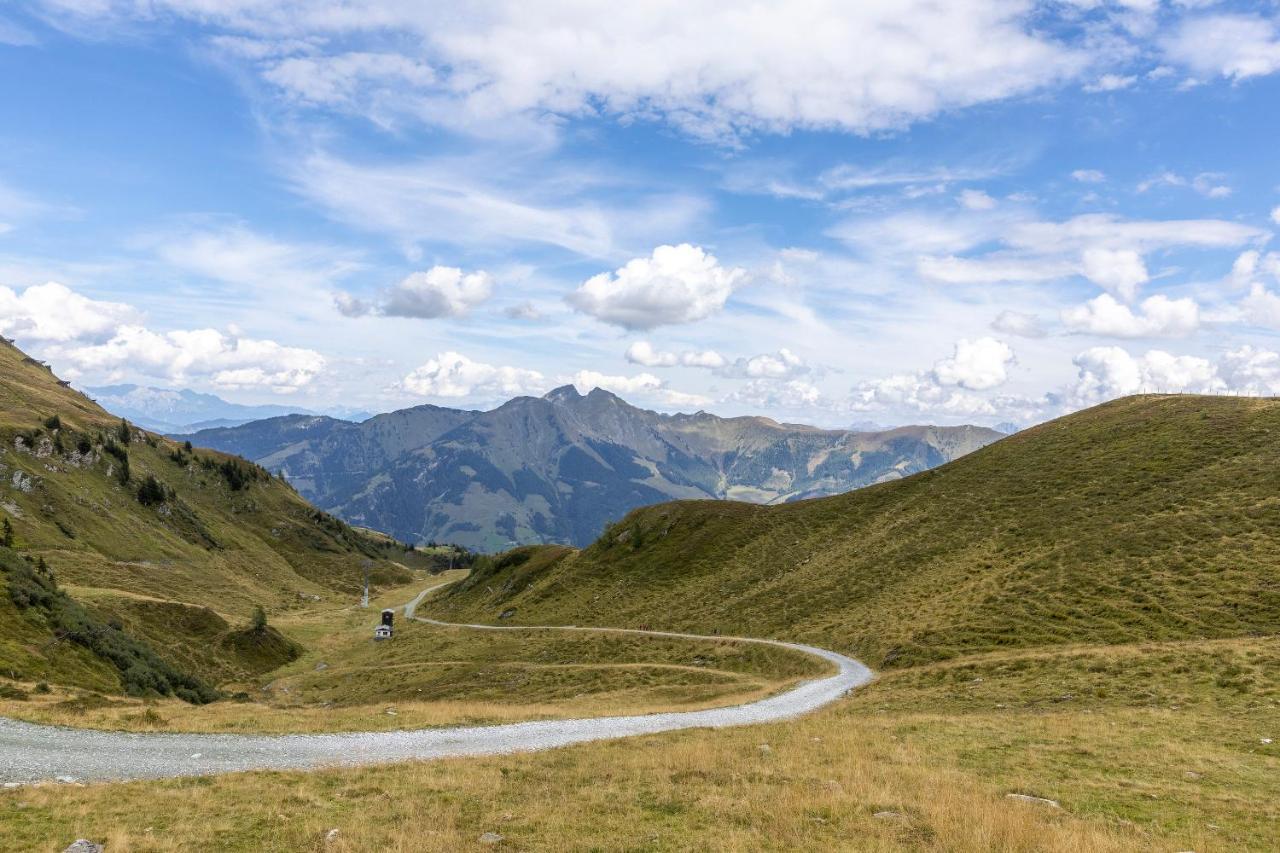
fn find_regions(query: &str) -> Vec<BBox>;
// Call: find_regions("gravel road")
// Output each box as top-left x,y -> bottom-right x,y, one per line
0,583 -> 873,784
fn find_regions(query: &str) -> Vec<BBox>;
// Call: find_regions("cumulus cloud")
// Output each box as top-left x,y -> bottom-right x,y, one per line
625,341 -> 725,369
1080,248 -> 1149,301
850,337 -> 1018,417
333,265 -> 495,320
991,310 -> 1047,338
625,341 -> 678,368
1163,14 -> 1280,81
1062,294 -> 1200,338
570,244 -> 744,329
726,378 -> 824,410
1272,206 -> 1280,226
1,280 -> 327,392
570,370 -> 663,396
402,351 -> 545,398
1071,169 -> 1106,183
719,348 -> 809,380
932,337 -> 1014,391
381,266 -> 493,318
57,326 -> 325,392
0,281 -> 137,343
1070,347 -> 1222,403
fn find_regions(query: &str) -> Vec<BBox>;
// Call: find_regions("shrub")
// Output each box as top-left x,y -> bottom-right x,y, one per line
136,475 -> 167,507
116,418 -> 132,445
250,604 -> 268,632
1,549 -> 218,703
76,435 -> 92,455
43,414 -> 61,431
0,518 -> 12,549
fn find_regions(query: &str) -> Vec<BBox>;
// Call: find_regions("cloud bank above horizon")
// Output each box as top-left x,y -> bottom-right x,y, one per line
2,1 -> 1280,427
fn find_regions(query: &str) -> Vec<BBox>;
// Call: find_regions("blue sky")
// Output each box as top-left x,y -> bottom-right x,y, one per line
2,1 -> 1280,428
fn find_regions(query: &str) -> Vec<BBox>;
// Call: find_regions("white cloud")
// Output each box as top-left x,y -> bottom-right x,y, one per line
381,266 -> 493,319
1272,205 -> 1280,226
932,337 -> 1014,391
957,189 -> 996,211
570,370 -> 662,396
333,291 -> 370,317
1085,73 -> 1137,92
290,151 -> 705,260
1070,347 -> 1222,403
625,341 -> 726,369
1241,283 -> 1280,328
148,224 -> 359,289
1220,345 -> 1280,394
1,280 -> 327,392
918,254 -> 1075,284
1136,171 -> 1232,199
680,349 -> 727,369
726,378 -> 824,410
1006,214 -> 1262,255
991,310 -> 1047,338
719,348 -> 809,380
402,351 -> 545,398
1080,248 -> 1149,301
1071,169 -> 1106,183
263,51 -> 436,112
503,301 -> 543,321
1163,14 -> 1280,81
850,337 -> 1017,417
625,341 -> 678,368
1062,293 -> 1200,338
60,1 -> 1091,140
56,326 -> 326,392
0,281 -> 137,343
570,244 -> 744,329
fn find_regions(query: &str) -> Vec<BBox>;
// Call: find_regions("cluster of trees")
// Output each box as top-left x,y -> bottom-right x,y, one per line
1,549 -> 218,703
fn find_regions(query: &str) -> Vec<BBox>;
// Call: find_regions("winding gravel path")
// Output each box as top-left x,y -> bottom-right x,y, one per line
0,582 -> 873,784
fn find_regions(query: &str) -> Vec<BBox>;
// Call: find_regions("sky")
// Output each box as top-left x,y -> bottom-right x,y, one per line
2,1 -> 1280,429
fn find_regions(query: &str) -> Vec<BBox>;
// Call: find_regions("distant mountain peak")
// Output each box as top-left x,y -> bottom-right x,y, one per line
544,384 -> 583,403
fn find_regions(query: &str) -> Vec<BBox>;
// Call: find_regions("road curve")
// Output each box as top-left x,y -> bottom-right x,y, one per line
0,582 -> 873,784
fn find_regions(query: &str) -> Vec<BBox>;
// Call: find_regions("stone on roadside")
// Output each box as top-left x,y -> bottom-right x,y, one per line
479,831 -> 504,844
62,841 -> 103,853
325,828 -> 340,843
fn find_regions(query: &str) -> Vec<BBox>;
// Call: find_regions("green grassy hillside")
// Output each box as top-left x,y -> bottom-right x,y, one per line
0,341 -> 411,696
427,394 -> 1280,668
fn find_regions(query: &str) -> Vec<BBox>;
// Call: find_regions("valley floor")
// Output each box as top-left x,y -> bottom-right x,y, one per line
0,571 -> 824,735
1,628 -> 1276,849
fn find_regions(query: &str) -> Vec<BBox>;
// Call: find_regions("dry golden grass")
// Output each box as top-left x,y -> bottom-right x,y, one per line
2,703 -> 1163,853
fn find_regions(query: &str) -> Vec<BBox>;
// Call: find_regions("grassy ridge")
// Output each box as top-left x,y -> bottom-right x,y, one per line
0,341 -> 411,696
426,395 -> 1280,667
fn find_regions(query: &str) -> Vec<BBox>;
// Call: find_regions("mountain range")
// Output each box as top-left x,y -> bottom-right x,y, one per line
84,384 -> 373,434
184,385 -> 1002,551
428,393 -> 1280,669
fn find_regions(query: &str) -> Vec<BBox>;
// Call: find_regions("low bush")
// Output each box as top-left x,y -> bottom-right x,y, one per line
1,548 -> 218,703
